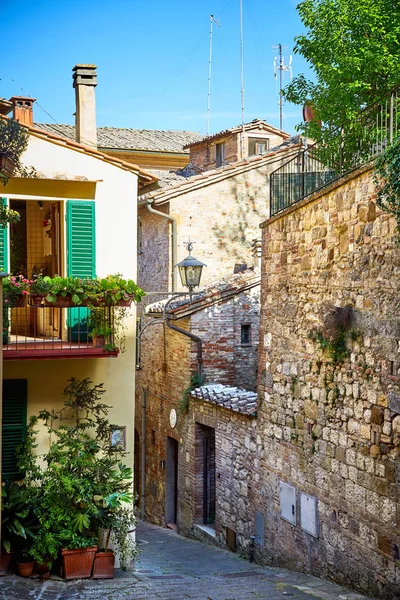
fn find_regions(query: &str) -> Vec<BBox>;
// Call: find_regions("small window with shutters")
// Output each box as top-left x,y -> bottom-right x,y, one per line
0,198 -> 9,272
2,379 -> 27,480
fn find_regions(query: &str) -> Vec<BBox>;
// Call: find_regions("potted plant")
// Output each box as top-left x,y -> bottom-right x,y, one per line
29,275 -> 52,306
17,377 -> 136,580
0,481 -> 39,575
16,551 -> 34,578
88,308 -> 113,347
87,274 -> 145,307
3,275 -> 32,308
43,276 -> 93,307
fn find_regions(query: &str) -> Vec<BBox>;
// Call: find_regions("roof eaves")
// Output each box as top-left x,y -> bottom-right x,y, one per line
142,141 -> 301,205
16,119 -> 157,185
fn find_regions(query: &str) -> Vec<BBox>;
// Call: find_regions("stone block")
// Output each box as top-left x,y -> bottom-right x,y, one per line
388,392 -> 400,414
371,406 -> 384,425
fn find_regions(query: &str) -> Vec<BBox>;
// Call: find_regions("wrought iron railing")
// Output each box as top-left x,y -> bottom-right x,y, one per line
270,87 -> 400,216
3,304 -> 116,358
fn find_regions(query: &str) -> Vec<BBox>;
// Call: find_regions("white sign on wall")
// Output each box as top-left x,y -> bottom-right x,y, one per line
300,492 -> 319,537
279,481 -> 296,525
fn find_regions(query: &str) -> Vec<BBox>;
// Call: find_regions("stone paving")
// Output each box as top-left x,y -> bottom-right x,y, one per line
0,522 -> 376,600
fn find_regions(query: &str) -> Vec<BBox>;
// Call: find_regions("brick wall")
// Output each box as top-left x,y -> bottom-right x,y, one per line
135,283 -> 260,525
189,129 -> 287,172
191,285 -> 260,391
257,166 -> 400,599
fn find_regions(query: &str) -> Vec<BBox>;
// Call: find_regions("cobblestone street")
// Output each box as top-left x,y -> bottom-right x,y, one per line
0,522 -> 375,600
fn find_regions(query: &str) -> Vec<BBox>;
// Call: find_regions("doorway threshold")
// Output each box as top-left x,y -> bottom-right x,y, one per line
194,524 -> 216,538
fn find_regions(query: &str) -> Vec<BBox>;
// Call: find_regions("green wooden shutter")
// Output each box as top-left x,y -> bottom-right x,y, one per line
66,200 -> 96,278
0,198 -> 9,272
66,201 -> 96,340
2,379 -> 27,480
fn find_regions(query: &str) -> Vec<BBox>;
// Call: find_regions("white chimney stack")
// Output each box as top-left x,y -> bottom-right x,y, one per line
72,64 -> 97,148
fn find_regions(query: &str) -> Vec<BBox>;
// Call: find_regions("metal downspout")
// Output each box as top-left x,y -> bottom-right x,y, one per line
146,200 -> 178,292
166,318 -> 203,379
141,388 -> 147,520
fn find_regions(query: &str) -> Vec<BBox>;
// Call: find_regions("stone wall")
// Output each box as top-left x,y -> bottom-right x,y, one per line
135,282 -> 260,526
191,285 -> 260,391
257,166 -> 400,599
179,398 -> 257,556
137,150 -> 297,298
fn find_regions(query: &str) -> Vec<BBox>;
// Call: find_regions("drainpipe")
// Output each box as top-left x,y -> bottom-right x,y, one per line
141,388 -> 147,520
166,318 -> 203,379
146,200 -> 178,292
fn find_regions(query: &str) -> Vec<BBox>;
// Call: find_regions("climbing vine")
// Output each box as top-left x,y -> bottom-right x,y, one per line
179,371 -> 205,414
374,136 -> 400,236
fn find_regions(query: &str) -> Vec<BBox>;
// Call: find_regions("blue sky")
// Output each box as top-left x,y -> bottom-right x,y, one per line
2,0 -> 312,136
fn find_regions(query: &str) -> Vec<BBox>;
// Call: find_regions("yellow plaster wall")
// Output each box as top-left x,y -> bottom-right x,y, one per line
2,134 -> 140,473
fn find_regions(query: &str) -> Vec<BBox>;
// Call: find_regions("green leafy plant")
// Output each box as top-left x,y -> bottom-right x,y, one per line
1,481 -> 39,554
0,118 -> 37,210
374,136 -> 400,235
309,305 -> 354,365
29,274 -> 52,295
3,275 -> 32,307
17,378 -> 136,567
179,371 -> 205,414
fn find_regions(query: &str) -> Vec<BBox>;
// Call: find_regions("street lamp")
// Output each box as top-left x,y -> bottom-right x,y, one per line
175,241 -> 206,294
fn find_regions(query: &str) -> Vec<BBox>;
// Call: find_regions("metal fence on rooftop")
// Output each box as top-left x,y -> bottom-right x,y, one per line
270,87 -> 400,216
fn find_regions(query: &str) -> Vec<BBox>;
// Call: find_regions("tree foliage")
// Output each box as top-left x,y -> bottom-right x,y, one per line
285,0 -> 400,138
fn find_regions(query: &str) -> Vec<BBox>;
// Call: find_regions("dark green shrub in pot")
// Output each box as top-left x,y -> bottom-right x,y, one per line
17,378 -> 136,575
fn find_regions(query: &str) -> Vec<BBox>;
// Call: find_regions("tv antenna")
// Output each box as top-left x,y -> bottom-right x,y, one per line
207,14 -> 221,136
273,44 -> 292,130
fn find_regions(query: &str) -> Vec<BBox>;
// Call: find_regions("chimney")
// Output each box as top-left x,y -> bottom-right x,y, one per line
9,96 -> 36,126
72,64 -> 98,148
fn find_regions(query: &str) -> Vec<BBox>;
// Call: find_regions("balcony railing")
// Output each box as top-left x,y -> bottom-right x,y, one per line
3,304 -> 118,360
270,87 -> 400,216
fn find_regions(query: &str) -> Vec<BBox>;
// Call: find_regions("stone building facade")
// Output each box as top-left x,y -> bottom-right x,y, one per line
135,270 -> 260,527
185,119 -> 289,172
256,166 -> 400,599
138,140 -> 300,295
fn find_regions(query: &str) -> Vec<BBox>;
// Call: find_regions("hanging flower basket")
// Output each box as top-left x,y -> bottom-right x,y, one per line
61,546 -> 97,580
44,295 -> 76,308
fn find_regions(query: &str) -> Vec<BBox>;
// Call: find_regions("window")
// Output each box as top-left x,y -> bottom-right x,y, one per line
2,379 -> 27,480
248,137 -> 270,156
241,324 -> 251,345
215,142 -> 226,167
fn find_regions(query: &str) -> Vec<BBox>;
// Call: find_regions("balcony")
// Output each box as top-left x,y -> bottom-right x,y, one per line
3,304 -> 119,360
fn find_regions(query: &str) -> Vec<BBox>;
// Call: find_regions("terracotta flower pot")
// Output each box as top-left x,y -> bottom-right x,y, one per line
92,551 -> 115,579
92,335 -> 105,347
14,295 -> 27,308
34,561 -> 50,575
0,551 -> 13,576
17,560 -> 34,577
61,546 -> 97,580
29,294 -> 44,307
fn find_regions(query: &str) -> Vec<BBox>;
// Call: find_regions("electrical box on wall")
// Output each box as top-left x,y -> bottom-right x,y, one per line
300,492 -> 319,537
279,481 -> 296,525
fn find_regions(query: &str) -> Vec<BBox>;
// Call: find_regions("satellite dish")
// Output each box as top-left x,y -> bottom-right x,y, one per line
303,101 -> 321,126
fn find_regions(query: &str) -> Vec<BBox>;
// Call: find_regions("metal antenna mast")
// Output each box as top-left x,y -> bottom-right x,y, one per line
240,0 -> 245,158
207,14 -> 220,135
273,43 -> 292,130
